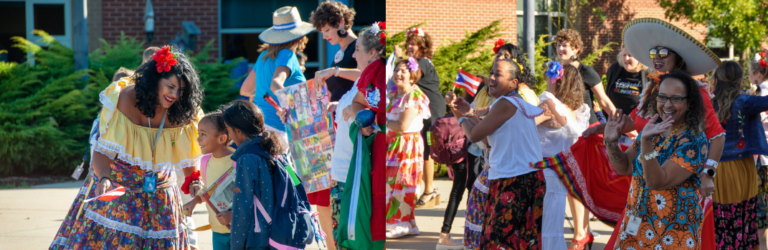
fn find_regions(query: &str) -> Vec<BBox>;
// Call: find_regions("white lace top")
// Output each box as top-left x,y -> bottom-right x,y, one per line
537,92 -> 591,158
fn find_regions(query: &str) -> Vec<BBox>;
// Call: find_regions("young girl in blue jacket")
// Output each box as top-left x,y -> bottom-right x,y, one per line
221,100 -> 286,249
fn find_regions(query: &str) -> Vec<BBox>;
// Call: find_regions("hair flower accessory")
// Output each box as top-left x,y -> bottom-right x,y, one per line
407,57 -> 419,72
758,52 -> 767,68
545,61 -> 563,84
371,22 -> 380,34
406,28 -> 424,37
152,45 -> 178,73
493,39 -> 506,54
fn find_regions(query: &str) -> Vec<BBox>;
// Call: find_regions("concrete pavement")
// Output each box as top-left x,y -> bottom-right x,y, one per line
0,178 -> 615,250
385,177 -> 615,250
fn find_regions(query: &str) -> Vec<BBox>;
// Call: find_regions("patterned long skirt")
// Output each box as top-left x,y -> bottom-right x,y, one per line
330,180 -> 349,250
385,131 -> 424,232
713,157 -> 760,249
481,170 -> 546,250
58,159 -> 189,249
49,171 -> 100,249
465,168 -> 490,250
757,160 -> 768,229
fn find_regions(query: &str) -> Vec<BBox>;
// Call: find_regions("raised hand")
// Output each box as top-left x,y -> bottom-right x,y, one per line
640,114 -> 674,141
604,110 -> 626,143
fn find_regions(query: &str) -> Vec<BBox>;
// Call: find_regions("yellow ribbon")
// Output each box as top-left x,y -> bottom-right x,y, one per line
511,58 -> 525,74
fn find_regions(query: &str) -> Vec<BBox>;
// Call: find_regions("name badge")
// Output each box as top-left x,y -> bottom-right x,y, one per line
143,172 -> 157,193
625,215 -> 642,236
71,161 -> 85,180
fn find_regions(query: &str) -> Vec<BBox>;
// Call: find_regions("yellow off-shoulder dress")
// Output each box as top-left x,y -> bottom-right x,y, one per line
50,77 -> 204,250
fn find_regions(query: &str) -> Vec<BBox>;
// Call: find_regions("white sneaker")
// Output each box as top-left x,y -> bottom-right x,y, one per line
408,226 -> 420,235
386,227 -> 409,239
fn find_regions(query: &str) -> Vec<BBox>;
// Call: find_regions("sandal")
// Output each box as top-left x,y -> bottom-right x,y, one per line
416,189 -> 440,208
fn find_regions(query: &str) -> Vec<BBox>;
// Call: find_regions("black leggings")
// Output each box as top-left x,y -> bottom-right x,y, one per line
440,153 -> 481,233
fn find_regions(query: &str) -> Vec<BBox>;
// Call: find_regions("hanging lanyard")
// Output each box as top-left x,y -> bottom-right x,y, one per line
144,110 -> 168,193
505,90 -> 519,97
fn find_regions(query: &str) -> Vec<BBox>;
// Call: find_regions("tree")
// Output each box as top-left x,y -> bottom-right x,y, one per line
656,0 -> 768,55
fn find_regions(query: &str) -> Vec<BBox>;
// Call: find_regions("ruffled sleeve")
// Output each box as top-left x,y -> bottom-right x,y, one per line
699,86 -> 725,141
94,77 -> 205,172
386,87 -> 431,121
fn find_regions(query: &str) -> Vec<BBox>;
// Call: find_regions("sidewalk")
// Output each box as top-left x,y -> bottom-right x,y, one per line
0,178 -> 615,249
0,181 -> 328,250
385,177 -> 615,250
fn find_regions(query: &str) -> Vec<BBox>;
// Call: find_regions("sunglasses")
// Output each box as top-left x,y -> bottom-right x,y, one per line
649,48 -> 670,59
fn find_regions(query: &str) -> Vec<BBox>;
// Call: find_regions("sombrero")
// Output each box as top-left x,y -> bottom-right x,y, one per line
259,6 -> 314,45
622,18 -> 721,76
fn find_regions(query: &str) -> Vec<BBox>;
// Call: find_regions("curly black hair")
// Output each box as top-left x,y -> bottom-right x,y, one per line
656,70 -> 706,135
497,43 -> 535,88
132,46 -> 204,126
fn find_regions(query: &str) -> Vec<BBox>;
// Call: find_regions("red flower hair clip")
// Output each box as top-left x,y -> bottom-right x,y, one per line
372,21 -> 386,46
152,45 -> 178,73
493,39 -> 506,54
760,52 -> 767,68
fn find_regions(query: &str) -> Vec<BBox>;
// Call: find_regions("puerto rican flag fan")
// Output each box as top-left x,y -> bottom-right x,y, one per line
453,68 -> 481,97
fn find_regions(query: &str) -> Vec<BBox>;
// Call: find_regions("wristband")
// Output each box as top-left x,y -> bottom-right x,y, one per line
604,141 -> 619,148
182,170 -> 202,195
334,66 -> 340,77
641,151 -> 659,161
458,116 -> 469,125
98,176 -> 112,184
706,159 -> 719,169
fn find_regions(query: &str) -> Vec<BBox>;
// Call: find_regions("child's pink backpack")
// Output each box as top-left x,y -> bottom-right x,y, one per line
200,154 -> 236,181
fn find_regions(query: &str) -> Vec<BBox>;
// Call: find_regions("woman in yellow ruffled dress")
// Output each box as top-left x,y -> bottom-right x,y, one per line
50,46 -> 205,249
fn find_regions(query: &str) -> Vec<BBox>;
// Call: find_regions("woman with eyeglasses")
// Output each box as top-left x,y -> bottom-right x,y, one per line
585,18 -> 725,249
607,70 -> 710,249
710,61 -> 768,249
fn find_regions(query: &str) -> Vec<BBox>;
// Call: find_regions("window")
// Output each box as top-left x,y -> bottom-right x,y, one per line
219,0 -> 320,76
0,0 -> 71,63
516,0 -> 567,57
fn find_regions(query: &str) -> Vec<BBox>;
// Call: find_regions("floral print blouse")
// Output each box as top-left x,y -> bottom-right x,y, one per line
614,129 -> 708,250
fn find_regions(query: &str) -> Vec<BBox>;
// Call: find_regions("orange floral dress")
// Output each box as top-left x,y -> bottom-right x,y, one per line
385,86 -> 430,232
614,130 -> 708,249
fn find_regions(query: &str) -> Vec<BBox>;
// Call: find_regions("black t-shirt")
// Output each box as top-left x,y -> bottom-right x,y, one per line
325,40 -> 358,102
416,58 -> 446,121
605,62 -> 644,115
579,64 -> 602,124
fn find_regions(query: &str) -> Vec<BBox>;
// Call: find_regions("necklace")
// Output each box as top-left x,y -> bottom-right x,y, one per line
334,50 -> 344,64
505,90 -> 519,97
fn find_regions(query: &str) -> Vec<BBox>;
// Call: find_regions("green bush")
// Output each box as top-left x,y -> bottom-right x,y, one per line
0,30 -> 242,175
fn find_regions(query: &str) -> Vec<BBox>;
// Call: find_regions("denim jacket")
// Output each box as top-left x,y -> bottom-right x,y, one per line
230,136 -> 275,249
715,94 -> 768,162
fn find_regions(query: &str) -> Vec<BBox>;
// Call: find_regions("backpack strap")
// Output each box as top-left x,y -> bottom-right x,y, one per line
200,154 -> 212,181
253,195 -> 272,233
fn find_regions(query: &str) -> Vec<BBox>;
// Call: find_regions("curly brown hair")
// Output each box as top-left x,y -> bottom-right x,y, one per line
656,71 -> 706,135
309,1 -> 356,30
553,64 -> 585,111
406,30 -> 434,59
394,57 -> 423,84
555,29 -> 583,56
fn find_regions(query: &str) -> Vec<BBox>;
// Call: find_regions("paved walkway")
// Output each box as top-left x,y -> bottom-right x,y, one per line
0,178 -> 614,249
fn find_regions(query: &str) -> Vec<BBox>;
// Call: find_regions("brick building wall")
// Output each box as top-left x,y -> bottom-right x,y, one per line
100,0 -> 219,58
386,0 -> 708,76
386,0 -> 518,55
578,0 -> 707,74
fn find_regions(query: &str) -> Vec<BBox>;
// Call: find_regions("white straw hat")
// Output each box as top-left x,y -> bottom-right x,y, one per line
259,6 -> 314,45
623,18 -> 721,76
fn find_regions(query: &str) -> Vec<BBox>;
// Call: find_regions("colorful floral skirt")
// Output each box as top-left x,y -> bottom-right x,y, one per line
757,160 -> 768,229
330,181 -> 349,250
481,170 -> 546,249
59,159 -> 189,249
385,131 -> 424,186
50,171 -> 100,249
464,168 -> 489,250
713,157 -> 760,249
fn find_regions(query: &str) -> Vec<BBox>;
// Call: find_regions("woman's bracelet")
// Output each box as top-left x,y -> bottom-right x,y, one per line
604,141 -> 619,148
98,176 -> 112,184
